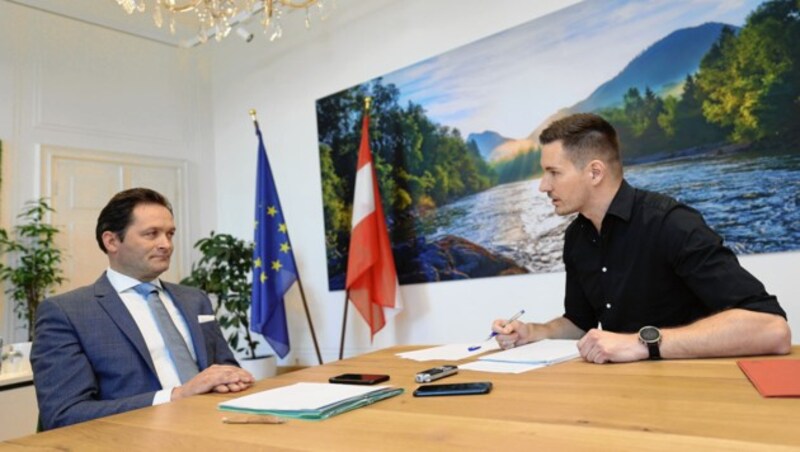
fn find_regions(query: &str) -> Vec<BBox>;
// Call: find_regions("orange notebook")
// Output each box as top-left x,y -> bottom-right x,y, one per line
737,360 -> 800,397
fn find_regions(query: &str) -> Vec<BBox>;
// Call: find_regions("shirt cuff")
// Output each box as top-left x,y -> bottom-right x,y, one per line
152,387 -> 176,406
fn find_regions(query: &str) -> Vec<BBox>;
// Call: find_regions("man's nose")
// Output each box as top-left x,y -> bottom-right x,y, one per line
539,179 -> 550,193
157,235 -> 173,249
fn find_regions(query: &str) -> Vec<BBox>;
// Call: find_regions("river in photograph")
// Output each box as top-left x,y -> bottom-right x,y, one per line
417,151 -> 800,274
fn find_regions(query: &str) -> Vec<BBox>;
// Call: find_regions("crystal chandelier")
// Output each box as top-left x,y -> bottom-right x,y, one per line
115,0 -> 334,44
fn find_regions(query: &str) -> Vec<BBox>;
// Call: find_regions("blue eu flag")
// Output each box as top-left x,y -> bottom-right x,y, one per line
250,122 -> 296,358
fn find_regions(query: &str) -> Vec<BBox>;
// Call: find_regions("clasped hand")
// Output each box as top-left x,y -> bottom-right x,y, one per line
577,329 -> 648,363
171,365 -> 254,401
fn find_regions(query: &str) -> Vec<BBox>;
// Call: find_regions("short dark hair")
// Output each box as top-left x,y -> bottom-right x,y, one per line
539,113 -> 621,172
96,188 -> 173,253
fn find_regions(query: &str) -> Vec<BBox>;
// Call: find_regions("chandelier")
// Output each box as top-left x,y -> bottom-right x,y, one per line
115,0 -> 334,44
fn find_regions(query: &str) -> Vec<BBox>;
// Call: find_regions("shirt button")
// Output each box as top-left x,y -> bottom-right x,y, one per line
602,267 -> 607,272
606,303 -> 612,309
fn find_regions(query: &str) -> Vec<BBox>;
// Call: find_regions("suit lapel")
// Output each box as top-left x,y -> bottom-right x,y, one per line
94,274 -> 158,377
162,282 -> 209,370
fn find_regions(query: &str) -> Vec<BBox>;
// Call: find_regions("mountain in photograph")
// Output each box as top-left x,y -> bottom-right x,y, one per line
516,22 -> 736,154
487,138 -> 536,162
499,23 -> 737,181
468,130 -> 535,163
466,130 -> 511,159
571,22 -> 734,113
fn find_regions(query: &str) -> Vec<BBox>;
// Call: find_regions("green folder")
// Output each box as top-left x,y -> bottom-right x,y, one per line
218,382 -> 404,420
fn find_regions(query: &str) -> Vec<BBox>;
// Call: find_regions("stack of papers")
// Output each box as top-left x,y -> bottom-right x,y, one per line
459,360 -> 547,374
458,340 -> 579,373
218,382 -> 403,420
479,339 -> 580,365
396,342 -> 500,361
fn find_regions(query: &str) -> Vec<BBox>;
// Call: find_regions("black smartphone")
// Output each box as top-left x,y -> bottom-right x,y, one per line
412,381 -> 493,397
329,373 -> 390,385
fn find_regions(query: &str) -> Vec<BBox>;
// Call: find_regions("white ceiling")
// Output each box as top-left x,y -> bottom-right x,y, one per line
7,0 -> 395,49
7,0 -> 202,46
5,0 -> 301,48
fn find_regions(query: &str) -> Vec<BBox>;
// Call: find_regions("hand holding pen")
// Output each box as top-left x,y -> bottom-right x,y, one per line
468,309 -> 525,351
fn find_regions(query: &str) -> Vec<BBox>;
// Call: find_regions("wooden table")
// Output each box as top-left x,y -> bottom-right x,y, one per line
4,346 -> 800,451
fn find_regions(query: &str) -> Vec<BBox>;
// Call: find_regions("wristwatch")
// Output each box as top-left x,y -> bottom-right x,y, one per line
638,326 -> 662,360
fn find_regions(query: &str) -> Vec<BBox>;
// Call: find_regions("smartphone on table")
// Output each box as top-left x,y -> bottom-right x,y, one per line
329,373 -> 390,385
412,381 -> 493,397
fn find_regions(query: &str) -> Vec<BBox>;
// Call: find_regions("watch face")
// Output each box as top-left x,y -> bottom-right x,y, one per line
640,326 -> 660,342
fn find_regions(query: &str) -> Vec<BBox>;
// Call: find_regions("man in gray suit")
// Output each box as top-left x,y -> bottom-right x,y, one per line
31,188 -> 254,430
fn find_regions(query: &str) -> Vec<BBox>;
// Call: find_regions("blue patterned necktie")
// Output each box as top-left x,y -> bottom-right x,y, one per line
133,283 -> 199,384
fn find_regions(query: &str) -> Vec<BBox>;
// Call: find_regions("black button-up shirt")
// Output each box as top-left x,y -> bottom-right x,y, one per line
563,180 -> 786,333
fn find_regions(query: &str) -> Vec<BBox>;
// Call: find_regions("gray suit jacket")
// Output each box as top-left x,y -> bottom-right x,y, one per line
31,273 -> 238,430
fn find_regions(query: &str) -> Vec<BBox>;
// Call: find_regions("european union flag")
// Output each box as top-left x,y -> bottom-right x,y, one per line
251,122 -> 296,359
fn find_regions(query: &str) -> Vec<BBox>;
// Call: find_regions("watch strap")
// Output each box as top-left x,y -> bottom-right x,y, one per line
646,341 -> 661,360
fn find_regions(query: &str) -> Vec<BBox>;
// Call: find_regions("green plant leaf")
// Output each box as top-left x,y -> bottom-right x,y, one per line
0,198 -> 66,341
180,232 -> 258,358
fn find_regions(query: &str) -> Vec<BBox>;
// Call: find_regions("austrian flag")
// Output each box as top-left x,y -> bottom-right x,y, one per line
345,111 -> 403,339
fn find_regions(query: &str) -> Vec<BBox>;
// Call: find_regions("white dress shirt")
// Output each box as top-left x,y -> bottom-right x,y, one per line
106,268 -> 198,405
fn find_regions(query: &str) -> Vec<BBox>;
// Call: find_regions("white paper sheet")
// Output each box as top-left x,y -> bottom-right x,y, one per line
479,339 -> 579,364
459,360 -> 547,374
396,341 -> 501,361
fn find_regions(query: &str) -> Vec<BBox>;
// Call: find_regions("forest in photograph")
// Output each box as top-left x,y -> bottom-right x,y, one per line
316,0 -> 800,290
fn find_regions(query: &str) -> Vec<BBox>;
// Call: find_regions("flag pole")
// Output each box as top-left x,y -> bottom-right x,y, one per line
294,277 -> 323,364
249,109 -> 324,365
338,96 -> 373,360
338,289 -> 349,360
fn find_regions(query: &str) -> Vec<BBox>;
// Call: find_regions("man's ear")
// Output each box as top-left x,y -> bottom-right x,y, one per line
588,160 -> 605,184
102,231 -> 121,253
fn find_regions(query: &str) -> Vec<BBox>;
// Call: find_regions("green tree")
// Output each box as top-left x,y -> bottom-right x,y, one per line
0,199 -> 66,341
604,86 -> 669,160
319,143 -> 349,270
697,1 -> 800,143
696,26 -> 739,133
637,87 -> 668,153
670,74 -> 729,149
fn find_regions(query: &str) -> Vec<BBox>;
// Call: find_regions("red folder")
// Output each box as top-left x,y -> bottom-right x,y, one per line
738,360 -> 800,397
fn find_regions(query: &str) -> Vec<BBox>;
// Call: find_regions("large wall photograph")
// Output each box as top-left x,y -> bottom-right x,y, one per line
316,0 -> 800,291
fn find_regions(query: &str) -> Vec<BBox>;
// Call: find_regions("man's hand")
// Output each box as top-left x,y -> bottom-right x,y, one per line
492,316 -> 585,349
171,365 -> 255,401
492,320 -> 544,349
577,329 -> 648,364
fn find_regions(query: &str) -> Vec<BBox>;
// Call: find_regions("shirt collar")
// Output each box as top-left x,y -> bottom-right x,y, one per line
576,179 -> 635,227
106,267 -> 163,294
605,179 -> 635,223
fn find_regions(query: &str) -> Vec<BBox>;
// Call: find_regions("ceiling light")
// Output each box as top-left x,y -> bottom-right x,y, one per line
114,0 -> 334,45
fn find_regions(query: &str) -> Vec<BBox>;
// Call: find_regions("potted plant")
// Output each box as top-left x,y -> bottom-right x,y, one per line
0,198 -> 66,342
181,231 -> 276,379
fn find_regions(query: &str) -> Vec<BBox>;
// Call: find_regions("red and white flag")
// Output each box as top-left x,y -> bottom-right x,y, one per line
345,111 -> 403,339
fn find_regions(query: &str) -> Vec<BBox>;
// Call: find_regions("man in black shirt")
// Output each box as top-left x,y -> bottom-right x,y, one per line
493,113 -> 790,363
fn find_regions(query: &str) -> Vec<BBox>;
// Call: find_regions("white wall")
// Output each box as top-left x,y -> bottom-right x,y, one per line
208,0 -> 800,365
0,1 -> 217,341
